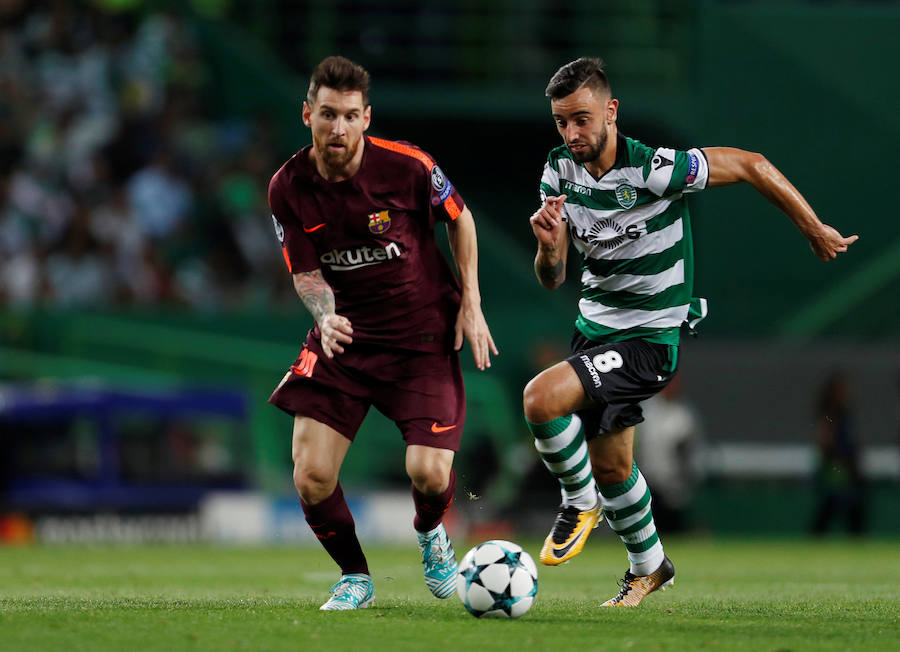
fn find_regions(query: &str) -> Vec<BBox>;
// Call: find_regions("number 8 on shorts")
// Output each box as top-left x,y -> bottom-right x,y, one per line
592,350 -> 624,373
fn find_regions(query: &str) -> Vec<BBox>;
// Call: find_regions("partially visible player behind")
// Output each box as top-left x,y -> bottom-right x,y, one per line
523,57 -> 857,607
267,56 -> 497,610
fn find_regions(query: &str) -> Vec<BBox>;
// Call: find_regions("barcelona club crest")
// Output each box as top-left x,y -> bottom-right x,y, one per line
615,183 -> 637,209
367,210 -> 391,234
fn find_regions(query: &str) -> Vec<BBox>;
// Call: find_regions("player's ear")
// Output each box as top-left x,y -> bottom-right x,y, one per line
607,98 -> 619,125
302,101 -> 312,127
362,105 -> 372,132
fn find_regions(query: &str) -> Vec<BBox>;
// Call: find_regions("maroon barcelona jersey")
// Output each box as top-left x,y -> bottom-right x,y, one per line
268,135 -> 466,353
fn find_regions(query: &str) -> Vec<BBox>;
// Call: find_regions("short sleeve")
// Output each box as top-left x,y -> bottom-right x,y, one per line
644,147 -> 709,197
539,159 -> 561,203
366,138 -> 466,224
268,173 -> 318,274
426,161 -> 465,223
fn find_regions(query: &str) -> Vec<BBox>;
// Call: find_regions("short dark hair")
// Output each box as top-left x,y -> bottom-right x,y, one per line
307,56 -> 371,105
545,57 -> 611,100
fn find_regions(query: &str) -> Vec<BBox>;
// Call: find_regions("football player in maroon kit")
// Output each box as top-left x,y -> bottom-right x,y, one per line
267,56 -> 498,610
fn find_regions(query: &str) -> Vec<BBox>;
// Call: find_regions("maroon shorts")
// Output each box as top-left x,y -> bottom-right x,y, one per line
269,334 -> 465,451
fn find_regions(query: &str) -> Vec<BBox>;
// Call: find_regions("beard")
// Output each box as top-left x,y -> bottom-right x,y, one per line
568,128 -> 608,164
317,134 -> 361,171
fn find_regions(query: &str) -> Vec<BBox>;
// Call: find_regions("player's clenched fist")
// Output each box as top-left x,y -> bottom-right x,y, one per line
530,194 -> 568,242
807,223 -> 859,262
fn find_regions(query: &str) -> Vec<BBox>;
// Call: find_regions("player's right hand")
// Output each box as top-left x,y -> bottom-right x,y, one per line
808,223 -> 859,261
319,313 -> 353,358
530,195 -> 568,243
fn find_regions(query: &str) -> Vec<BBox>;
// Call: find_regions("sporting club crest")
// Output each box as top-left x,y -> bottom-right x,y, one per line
615,183 -> 637,209
367,210 -> 391,234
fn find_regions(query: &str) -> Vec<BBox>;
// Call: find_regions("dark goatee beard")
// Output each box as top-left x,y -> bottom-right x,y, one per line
319,137 -> 360,171
569,129 -> 608,164
322,143 -> 359,170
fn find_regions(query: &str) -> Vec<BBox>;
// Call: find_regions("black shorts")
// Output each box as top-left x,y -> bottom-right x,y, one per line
567,332 -> 678,439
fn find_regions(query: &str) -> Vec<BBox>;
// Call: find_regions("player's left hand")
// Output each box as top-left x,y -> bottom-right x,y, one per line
454,300 -> 499,371
808,224 -> 859,261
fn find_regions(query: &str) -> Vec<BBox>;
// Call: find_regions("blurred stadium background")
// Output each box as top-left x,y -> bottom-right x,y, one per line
1,0 -> 898,547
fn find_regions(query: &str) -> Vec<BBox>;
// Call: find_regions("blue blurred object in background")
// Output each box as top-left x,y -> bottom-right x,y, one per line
0,383 -> 250,512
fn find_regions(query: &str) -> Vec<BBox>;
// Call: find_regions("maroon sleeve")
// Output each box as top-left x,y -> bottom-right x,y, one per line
425,158 -> 465,225
368,137 -> 465,226
268,172 -> 318,274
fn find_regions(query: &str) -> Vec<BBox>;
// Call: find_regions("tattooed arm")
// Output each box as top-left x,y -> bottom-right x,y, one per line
292,269 -> 353,358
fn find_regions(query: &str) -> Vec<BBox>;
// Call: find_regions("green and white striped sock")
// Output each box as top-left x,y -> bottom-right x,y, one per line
599,461 -> 664,576
527,414 -> 598,510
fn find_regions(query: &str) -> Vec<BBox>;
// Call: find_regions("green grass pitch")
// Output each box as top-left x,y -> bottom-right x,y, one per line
1,539 -> 897,651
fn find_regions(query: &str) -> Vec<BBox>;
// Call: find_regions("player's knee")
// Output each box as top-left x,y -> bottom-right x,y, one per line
293,463 -> 336,504
411,475 -> 446,495
407,462 -> 450,495
591,461 -> 632,486
523,376 -> 556,423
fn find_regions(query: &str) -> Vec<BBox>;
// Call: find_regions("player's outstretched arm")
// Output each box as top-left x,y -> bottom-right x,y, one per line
530,194 -> 569,289
702,147 -> 859,261
446,206 -> 499,371
292,269 -> 353,358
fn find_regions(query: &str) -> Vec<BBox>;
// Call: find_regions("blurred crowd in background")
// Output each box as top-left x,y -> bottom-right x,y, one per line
1,1 -> 895,542
0,0 -> 291,310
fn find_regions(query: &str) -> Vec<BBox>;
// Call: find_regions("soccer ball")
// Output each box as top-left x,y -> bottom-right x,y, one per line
456,539 -> 538,618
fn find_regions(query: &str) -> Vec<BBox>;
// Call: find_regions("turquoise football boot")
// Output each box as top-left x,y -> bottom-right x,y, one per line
319,573 -> 375,610
416,524 -> 458,598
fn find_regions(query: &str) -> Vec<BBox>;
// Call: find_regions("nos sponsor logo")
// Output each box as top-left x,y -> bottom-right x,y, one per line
572,218 -> 642,249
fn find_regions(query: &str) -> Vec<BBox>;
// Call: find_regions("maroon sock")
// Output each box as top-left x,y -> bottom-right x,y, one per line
412,469 -> 456,533
300,484 -> 369,576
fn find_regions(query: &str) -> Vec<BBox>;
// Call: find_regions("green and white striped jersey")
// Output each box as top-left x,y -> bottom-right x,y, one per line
539,134 -> 709,346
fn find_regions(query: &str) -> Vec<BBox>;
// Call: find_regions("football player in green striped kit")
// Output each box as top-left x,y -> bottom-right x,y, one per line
523,57 -> 857,606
